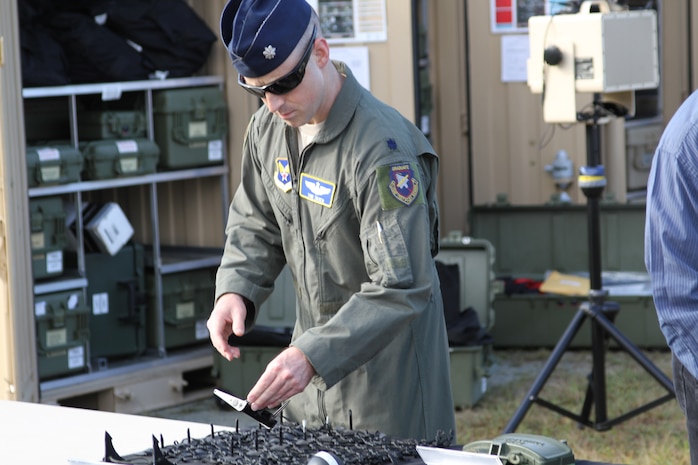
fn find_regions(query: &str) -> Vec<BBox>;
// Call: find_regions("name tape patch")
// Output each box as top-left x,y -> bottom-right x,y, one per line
299,173 -> 336,208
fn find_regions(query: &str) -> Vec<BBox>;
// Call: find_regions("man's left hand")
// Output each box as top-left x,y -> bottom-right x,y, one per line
246,346 -> 315,411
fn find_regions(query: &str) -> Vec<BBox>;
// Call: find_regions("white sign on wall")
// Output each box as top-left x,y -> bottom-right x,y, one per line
307,0 -> 387,43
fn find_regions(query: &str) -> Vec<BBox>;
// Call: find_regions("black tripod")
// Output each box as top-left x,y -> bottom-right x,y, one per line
503,96 -> 675,433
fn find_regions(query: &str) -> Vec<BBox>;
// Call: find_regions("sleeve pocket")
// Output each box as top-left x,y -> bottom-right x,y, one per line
365,215 -> 414,288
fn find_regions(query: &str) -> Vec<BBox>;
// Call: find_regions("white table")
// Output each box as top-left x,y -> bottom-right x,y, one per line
0,399 -> 233,464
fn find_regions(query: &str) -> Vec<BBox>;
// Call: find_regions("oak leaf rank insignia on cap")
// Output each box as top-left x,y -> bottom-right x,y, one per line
263,45 -> 277,60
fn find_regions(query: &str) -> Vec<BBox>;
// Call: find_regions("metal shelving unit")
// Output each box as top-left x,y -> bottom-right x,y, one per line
24,76 -> 229,408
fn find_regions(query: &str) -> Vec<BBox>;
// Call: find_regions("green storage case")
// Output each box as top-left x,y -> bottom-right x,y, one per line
436,232 -> 496,332
469,205 -> 660,349
152,86 -> 227,169
26,145 -> 83,187
34,289 -> 90,380
450,345 -> 489,409
29,197 -> 66,280
491,293 -> 665,349
213,346 -> 284,397
470,204 -> 647,275
435,234 -> 495,408
147,267 -> 216,349
78,110 -> 147,140
81,138 -> 159,180
77,243 -> 147,362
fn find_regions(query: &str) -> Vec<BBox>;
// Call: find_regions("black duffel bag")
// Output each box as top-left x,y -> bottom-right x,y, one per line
18,1 -> 70,87
44,11 -> 154,83
101,0 -> 217,78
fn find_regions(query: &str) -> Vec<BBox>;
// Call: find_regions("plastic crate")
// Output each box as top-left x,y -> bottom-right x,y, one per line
470,204 -> 646,275
436,232 -> 496,332
469,205 -> 661,349
450,345 -> 489,409
78,110 -> 146,140
152,86 -> 227,169
75,243 -> 147,362
29,197 -> 66,280
491,293 -> 665,349
147,267 -> 216,349
34,289 -> 90,380
81,138 -> 159,180
26,145 -> 83,187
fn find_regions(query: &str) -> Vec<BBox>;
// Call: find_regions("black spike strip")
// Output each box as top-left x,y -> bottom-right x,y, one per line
152,435 -> 177,465
103,431 -> 127,463
113,422 -> 454,465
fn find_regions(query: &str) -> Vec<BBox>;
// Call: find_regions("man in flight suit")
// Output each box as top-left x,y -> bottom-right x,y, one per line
208,0 -> 456,440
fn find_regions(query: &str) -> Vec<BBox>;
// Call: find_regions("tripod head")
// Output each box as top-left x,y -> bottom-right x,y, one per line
527,0 -> 659,124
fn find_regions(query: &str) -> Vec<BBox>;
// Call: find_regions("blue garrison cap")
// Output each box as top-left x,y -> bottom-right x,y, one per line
220,0 -> 313,78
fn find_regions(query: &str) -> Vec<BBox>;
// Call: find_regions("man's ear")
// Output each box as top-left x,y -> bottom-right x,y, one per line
314,38 -> 331,69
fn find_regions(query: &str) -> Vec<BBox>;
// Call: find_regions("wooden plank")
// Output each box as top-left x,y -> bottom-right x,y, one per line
0,0 -> 38,403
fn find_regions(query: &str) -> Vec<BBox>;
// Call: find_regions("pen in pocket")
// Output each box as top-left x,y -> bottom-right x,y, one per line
376,221 -> 384,244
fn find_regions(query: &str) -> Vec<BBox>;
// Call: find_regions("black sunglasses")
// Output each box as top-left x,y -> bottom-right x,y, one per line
238,27 -> 317,99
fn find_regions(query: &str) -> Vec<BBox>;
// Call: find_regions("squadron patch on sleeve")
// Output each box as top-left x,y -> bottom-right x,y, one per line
376,162 -> 426,210
274,158 -> 292,192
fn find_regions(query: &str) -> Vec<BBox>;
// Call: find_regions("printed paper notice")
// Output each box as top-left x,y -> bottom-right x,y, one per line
307,0 -> 387,43
501,35 -> 529,82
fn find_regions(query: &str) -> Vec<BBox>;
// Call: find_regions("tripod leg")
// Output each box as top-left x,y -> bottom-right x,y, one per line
585,305 -> 675,393
503,308 -> 588,433
578,302 -> 618,429
579,372 -> 594,426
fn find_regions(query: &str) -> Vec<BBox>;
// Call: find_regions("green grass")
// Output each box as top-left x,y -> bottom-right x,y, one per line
455,349 -> 688,465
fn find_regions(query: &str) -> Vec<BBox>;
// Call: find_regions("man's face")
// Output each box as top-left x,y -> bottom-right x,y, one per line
258,64 -> 321,127
240,33 -> 323,127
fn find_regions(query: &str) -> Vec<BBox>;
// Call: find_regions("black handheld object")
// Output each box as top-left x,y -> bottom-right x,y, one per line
213,388 -> 284,429
240,402 -> 278,429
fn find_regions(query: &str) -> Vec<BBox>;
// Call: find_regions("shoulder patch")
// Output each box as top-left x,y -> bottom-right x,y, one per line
376,162 -> 426,210
274,158 -> 292,192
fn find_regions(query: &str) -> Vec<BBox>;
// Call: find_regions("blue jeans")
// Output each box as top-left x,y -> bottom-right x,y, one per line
673,354 -> 698,465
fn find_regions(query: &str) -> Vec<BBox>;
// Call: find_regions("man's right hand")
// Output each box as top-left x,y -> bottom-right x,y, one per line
207,293 -> 248,361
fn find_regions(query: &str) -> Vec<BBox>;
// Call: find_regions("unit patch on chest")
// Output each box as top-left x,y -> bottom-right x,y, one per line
274,158 -> 292,192
376,162 -> 425,209
299,173 -> 336,208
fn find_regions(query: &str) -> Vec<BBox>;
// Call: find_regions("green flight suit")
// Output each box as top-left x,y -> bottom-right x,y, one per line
216,62 -> 456,440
